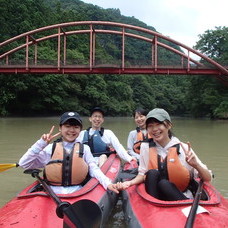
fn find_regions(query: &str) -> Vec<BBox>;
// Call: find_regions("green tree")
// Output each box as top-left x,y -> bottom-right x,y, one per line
0,0 -> 212,117
194,26 -> 228,65
188,26 -> 228,118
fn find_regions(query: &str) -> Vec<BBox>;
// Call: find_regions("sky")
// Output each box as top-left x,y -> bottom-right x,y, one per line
81,0 -> 228,49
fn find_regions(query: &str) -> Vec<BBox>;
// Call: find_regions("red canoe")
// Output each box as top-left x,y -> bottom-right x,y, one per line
0,153 -> 121,227
121,164 -> 228,228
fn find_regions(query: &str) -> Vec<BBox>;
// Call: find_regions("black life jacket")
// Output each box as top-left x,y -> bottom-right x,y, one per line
82,127 -> 115,157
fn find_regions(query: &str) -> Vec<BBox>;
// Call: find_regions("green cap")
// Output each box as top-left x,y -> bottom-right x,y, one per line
146,108 -> 171,122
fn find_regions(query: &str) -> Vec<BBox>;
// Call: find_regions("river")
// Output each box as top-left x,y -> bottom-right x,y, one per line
0,116 -> 228,227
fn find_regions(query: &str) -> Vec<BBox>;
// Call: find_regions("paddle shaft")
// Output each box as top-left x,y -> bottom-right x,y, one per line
185,180 -> 204,228
32,171 -> 84,228
34,173 -> 62,205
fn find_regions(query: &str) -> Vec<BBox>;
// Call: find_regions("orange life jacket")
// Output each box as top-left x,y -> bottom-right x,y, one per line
44,142 -> 89,186
133,127 -> 152,154
148,142 -> 191,191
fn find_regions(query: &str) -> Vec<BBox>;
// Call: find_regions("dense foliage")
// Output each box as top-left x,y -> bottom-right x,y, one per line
190,26 -> 228,118
194,26 -> 228,65
0,0 -> 227,118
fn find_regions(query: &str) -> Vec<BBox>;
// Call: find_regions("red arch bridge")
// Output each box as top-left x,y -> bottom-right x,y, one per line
0,21 -> 228,85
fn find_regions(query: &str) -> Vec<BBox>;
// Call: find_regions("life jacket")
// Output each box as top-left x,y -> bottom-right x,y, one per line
148,141 -> 191,192
44,142 -> 89,186
82,127 -> 115,157
133,127 -> 152,154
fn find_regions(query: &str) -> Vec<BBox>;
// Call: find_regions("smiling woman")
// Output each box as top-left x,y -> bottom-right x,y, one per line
115,108 -> 212,202
146,110 -> 172,148
127,108 -> 149,160
18,111 -> 118,194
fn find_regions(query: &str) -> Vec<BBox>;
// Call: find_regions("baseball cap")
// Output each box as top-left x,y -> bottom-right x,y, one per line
60,112 -> 82,126
146,108 -> 171,123
90,107 -> 104,116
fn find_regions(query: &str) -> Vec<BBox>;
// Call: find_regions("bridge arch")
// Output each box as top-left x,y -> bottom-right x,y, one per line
0,21 -> 227,85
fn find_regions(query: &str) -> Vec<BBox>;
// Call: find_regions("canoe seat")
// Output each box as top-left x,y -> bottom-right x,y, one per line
189,179 -> 208,200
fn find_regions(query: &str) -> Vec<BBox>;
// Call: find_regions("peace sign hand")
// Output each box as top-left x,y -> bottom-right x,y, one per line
41,126 -> 61,144
180,142 -> 198,168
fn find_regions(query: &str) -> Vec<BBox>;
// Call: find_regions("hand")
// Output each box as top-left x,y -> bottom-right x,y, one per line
41,126 -> 61,144
115,181 -> 132,190
131,157 -> 137,162
129,157 -> 138,168
180,142 -> 198,168
107,183 -> 119,194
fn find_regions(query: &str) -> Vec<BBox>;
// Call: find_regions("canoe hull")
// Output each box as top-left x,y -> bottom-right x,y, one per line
121,163 -> 228,228
122,182 -> 228,228
0,154 -> 121,227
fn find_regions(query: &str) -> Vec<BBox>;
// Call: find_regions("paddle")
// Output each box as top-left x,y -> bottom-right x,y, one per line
185,179 -> 204,228
0,163 -> 19,172
24,169 -> 102,228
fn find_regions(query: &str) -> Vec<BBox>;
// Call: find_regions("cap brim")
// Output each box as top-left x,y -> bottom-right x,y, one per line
146,115 -> 166,123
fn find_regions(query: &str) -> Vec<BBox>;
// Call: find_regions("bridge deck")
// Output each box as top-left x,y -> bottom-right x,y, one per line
0,64 -> 224,75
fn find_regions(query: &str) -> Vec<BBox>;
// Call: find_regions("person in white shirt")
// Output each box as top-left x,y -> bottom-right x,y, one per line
19,111 -> 118,194
115,108 -> 212,200
77,107 -> 136,167
127,108 -> 148,161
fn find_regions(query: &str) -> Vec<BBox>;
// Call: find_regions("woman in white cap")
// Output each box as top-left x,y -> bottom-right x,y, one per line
115,108 -> 212,200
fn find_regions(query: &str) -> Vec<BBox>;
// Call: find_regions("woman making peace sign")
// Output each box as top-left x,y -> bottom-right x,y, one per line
116,108 -> 212,201
19,111 -> 118,194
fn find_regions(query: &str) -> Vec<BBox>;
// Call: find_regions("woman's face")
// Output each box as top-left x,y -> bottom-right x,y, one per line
59,124 -> 81,142
134,112 -> 147,129
147,120 -> 171,147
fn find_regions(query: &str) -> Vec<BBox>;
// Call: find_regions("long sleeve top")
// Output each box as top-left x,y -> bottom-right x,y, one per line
19,138 -> 112,194
127,129 -> 147,160
138,136 -> 212,198
138,136 -> 210,177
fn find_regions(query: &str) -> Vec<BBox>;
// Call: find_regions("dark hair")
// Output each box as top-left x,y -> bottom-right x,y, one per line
62,119 -> 82,129
133,108 -> 148,117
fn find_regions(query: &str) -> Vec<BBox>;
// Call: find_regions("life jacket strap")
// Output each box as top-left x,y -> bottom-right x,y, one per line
47,159 -> 63,165
62,145 -> 74,186
79,143 -> 84,158
51,137 -> 62,156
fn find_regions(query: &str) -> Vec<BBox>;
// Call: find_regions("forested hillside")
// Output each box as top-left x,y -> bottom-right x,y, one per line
0,0 -> 227,118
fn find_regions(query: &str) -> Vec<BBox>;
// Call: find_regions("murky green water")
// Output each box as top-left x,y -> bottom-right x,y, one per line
0,117 -> 228,226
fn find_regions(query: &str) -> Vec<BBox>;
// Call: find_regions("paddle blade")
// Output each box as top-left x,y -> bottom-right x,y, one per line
0,163 -> 18,172
63,199 -> 102,228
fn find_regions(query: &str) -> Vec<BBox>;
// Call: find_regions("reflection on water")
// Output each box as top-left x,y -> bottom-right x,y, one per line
0,117 -> 228,226
106,198 -> 127,228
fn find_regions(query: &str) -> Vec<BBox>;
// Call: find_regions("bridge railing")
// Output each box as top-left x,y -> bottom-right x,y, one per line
0,21 -> 227,84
